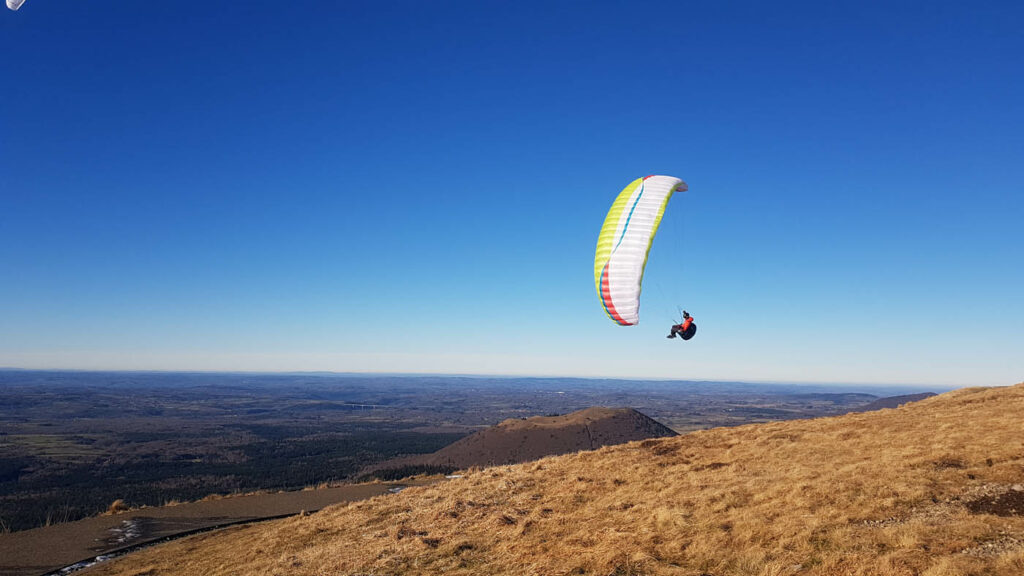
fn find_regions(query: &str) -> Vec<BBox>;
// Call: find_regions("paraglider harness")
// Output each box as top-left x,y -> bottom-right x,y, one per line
680,321 -> 696,340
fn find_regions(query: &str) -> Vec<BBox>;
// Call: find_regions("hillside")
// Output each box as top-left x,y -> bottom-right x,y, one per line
372,407 -> 677,474
853,392 -> 938,412
86,383 -> 1024,576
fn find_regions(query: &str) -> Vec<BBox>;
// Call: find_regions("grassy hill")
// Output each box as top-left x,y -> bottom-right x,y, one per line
852,392 -> 938,412
86,384 -> 1024,576
368,407 -> 677,477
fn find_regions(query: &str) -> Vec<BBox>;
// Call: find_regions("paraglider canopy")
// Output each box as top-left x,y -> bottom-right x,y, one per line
594,175 -> 687,326
7,0 -> 27,11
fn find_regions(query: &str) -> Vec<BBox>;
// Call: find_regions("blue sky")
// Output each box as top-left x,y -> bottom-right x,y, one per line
1,1 -> 1021,386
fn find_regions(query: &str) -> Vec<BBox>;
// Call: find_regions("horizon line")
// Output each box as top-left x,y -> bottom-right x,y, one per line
0,366 -> 961,391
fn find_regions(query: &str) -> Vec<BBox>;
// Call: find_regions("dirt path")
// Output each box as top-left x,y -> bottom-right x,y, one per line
0,480 -> 435,576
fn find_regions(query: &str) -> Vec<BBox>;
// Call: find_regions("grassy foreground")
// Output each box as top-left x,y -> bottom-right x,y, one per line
87,384 -> 1024,576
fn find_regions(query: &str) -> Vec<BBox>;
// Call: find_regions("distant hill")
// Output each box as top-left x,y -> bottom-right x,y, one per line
371,407 -> 676,474
853,392 -> 937,411
84,383 -> 1024,576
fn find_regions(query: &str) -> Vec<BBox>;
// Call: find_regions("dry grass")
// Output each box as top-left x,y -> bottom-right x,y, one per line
85,384 -> 1024,576
104,499 -> 130,515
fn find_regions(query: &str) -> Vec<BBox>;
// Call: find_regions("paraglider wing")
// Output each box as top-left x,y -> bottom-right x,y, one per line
7,0 -> 26,11
594,175 -> 687,326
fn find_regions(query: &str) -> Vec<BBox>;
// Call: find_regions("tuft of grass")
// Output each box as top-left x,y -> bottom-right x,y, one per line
106,499 -> 130,514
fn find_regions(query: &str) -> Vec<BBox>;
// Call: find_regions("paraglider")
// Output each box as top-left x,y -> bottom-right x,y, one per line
667,310 -> 696,340
7,0 -> 26,11
594,175 -> 692,334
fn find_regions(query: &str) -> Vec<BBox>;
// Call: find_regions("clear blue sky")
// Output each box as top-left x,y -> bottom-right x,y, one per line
2,1 -> 1021,386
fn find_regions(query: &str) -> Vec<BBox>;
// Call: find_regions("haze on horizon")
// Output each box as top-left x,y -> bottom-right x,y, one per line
2,2 -> 1022,387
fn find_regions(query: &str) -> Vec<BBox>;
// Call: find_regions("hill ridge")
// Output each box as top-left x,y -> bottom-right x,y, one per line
853,392 -> 938,412
373,406 -> 677,473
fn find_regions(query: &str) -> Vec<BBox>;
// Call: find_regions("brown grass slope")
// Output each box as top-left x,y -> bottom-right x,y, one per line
87,384 -> 1024,576
381,407 -> 678,472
